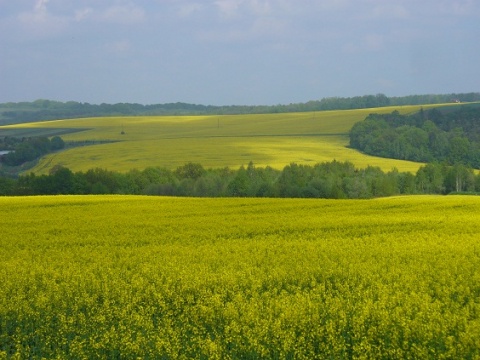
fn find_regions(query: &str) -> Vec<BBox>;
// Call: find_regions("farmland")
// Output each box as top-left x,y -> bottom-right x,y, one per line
0,104 -> 456,175
1,195 -> 480,358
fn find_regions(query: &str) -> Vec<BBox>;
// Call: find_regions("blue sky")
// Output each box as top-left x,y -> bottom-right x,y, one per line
0,0 -> 479,105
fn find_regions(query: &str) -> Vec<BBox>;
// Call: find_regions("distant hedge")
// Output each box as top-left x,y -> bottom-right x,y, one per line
1,160 -> 479,198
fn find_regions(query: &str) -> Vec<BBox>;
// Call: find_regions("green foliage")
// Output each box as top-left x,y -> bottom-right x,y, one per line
50,136 -> 65,150
0,136 -> 65,167
174,162 -> 206,181
350,105 -> 480,168
3,160 -> 480,197
0,176 -> 15,195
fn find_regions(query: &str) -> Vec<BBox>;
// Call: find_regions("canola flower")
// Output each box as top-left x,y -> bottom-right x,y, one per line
1,195 -> 480,358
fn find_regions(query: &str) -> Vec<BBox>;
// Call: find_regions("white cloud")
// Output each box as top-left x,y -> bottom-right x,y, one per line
315,0 -> 350,11
17,0 -> 68,37
445,0 -> 477,15
35,0 -> 49,13
101,4 -> 146,24
363,3 -> 410,20
249,0 -> 272,16
214,0 -> 244,19
72,4 -> 147,25
342,33 -> 384,54
212,0 -> 276,19
178,3 -> 203,18
198,10 -> 287,43
251,16 -> 286,36
106,39 -> 132,53
364,33 -> 384,50
74,8 -> 93,22
10,1 -> 146,42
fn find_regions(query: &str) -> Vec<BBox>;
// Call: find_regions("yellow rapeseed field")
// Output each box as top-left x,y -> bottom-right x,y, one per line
1,195 -> 479,358
0,105 -> 446,174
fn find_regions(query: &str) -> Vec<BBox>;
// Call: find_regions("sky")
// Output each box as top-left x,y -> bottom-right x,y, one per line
0,0 -> 479,106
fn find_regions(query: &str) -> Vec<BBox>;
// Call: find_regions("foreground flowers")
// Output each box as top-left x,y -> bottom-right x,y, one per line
1,195 -> 479,358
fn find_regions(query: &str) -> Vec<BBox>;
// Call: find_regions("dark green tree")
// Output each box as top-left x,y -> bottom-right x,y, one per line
175,163 -> 206,180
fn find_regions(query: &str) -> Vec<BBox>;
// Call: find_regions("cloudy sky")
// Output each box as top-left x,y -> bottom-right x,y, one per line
0,0 -> 479,105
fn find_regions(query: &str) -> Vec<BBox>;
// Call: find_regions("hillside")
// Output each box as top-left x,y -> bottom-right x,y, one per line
0,104 -> 458,175
1,93 -> 479,125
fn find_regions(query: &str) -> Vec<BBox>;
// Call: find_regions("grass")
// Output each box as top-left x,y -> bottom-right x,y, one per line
0,104 -> 460,174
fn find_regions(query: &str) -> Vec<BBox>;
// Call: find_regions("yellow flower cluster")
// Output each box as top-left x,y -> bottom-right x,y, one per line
1,195 -> 479,358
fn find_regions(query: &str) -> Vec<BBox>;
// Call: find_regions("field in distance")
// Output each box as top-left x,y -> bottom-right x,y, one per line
0,104 -> 456,174
1,195 -> 479,358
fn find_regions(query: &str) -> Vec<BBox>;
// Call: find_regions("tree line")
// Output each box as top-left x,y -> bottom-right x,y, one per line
0,136 -> 65,167
350,104 -> 480,168
1,161 -> 479,198
2,93 -> 479,125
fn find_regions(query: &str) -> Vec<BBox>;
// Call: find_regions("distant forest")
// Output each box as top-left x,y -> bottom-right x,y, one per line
1,92 -> 480,125
349,104 -> 480,168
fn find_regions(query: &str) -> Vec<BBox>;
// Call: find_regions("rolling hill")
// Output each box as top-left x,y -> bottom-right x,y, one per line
0,104 -> 464,174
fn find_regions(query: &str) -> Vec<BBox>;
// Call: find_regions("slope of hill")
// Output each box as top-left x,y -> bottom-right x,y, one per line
0,105 -> 449,174
1,93 -> 479,125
